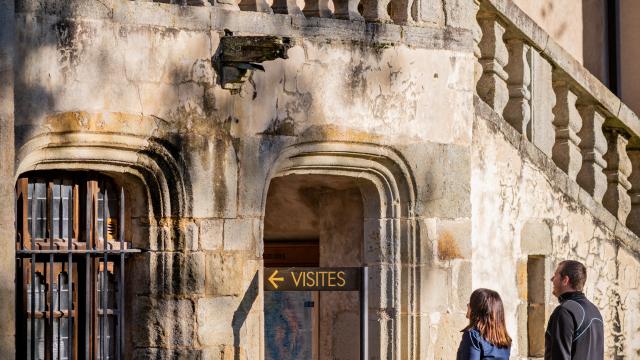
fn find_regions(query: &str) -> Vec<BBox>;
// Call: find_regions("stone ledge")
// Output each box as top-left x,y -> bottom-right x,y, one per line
475,95 -> 640,259
17,0 -> 473,52
484,0 -> 640,145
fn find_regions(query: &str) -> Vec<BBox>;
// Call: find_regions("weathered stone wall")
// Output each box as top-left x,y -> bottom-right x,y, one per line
473,98 -> 640,359
8,0 -> 640,359
11,0 -> 477,358
0,0 -> 15,357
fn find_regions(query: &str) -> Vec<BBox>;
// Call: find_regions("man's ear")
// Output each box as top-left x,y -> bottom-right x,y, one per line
562,275 -> 571,287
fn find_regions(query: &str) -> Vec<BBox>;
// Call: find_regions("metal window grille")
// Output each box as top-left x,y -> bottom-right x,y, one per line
15,174 -> 140,360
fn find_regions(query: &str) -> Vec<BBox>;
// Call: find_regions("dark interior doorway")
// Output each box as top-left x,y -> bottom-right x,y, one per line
263,174 -> 363,360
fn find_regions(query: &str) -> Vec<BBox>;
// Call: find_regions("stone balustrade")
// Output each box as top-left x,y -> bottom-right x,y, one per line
474,0 -> 640,236
141,0 -> 430,24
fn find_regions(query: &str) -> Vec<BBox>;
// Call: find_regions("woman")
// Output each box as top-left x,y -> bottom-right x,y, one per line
457,288 -> 512,360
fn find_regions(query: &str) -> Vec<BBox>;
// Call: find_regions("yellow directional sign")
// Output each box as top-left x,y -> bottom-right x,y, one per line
268,269 -> 285,289
264,267 -> 362,291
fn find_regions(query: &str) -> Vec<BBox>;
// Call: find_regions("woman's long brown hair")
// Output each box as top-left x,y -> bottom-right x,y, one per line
463,288 -> 512,348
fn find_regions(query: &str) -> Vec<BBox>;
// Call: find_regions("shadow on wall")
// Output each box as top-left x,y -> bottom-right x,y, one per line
232,272 -> 259,360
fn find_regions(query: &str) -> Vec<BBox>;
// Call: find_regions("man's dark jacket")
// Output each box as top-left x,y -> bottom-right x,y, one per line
544,291 -> 604,360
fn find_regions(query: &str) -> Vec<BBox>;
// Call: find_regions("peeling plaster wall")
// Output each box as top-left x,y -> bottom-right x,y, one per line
473,103 -> 640,359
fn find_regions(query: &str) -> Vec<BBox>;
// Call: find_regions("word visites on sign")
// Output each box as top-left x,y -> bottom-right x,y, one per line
264,267 -> 362,291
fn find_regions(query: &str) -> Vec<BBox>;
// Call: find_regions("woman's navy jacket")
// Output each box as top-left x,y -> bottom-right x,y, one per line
456,328 -> 511,360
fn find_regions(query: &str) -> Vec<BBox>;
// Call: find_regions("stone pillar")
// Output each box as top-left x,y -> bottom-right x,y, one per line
503,32 -> 531,135
302,0 -> 331,17
476,7 -> 509,114
387,0 -> 412,24
552,75 -> 583,180
0,0 -> 15,356
272,0 -> 302,15
576,104 -> 608,203
238,0 -> 272,13
626,150 -> 640,234
360,0 -> 391,22
602,129 -> 632,222
211,0 -> 239,11
333,0 -> 363,20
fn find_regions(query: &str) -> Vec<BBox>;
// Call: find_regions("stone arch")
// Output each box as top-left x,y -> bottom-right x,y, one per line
262,141 -> 418,359
16,131 -> 192,221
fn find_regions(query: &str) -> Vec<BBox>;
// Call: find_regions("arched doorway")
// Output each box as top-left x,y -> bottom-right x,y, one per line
263,174 -> 364,359
261,142 -> 418,359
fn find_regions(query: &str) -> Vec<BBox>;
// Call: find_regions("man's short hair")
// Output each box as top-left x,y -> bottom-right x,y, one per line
558,260 -> 587,291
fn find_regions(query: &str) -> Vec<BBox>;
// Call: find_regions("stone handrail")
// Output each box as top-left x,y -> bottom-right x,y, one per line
474,0 -> 640,236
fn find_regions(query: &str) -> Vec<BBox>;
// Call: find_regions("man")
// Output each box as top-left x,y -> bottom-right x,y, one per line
545,260 -> 604,360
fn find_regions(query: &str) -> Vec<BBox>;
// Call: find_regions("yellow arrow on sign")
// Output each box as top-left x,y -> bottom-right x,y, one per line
268,269 -> 285,289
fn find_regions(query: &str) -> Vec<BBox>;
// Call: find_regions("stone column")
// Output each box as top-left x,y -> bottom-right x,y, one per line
576,104 -> 608,203
359,0 -> 391,22
603,129 -> 632,222
272,0 -> 302,15
476,7 -> 509,114
503,32 -> 531,135
303,0 -> 332,17
0,0 -> 15,356
333,0 -> 363,20
552,75 -> 583,180
387,0 -> 412,24
626,149 -> 640,234
238,0 -> 272,13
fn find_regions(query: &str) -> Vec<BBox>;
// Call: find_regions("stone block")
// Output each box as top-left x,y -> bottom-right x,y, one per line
520,220 -> 552,255
420,268 -> 449,312
197,296 -> 238,346
435,218 -> 471,260
453,260 -> 472,311
444,0 -> 476,30
0,335 -> 14,360
433,312 -> 468,359
206,252 -> 245,296
516,303 -> 528,358
151,251 -> 205,295
132,297 -> 196,348
363,219 -> 394,264
200,219 -> 224,251
223,218 -> 258,252
416,218 -> 436,265
400,142 -> 471,219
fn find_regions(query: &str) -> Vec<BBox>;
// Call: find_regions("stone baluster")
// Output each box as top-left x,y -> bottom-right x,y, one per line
576,104 -> 608,203
551,74 -> 583,180
360,0 -> 391,22
272,0 -> 302,15
333,0 -> 363,20
602,128 -> 632,222
303,0 -> 332,17
503,31 -> 531,135
387,0 -> 412,24
626,149 -> 640,234
210,0 -> 238,10
238,0 -> 272,13
476,7 -> 509,114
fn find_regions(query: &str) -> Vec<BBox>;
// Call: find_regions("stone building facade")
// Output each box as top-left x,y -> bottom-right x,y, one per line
0,0 -> 639,359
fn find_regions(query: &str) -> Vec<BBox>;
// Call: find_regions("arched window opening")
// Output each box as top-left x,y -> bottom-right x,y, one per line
15,171 -> 139,360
